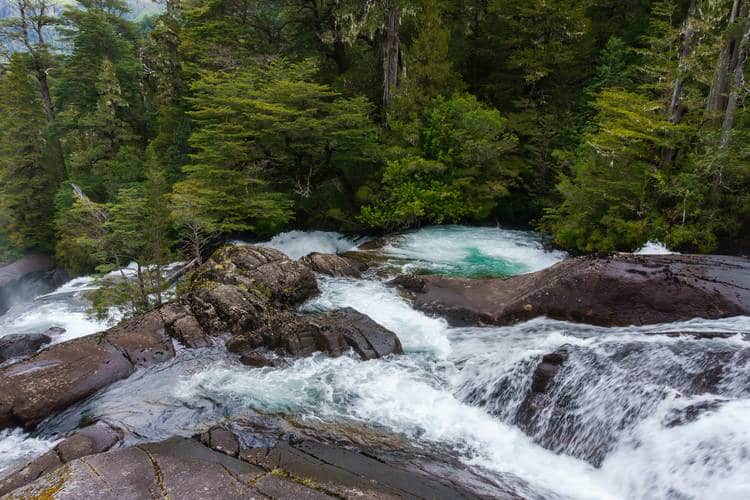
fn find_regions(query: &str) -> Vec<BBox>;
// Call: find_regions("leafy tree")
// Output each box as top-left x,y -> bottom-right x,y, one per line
173,58 -> 380,234
362,94 -> 520,229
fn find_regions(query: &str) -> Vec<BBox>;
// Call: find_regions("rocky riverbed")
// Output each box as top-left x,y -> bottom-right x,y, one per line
0,226 -> 748,499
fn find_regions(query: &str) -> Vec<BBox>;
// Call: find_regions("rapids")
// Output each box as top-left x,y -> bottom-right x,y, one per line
1,226 -> 748,499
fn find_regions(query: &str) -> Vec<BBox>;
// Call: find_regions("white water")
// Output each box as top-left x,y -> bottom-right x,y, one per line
0,429 -> 59,476
378,225 -> 567,277
174,273 -> 750,500
1,226 -> 748,499
256,230 -> 362,259
635,240 -> 678,255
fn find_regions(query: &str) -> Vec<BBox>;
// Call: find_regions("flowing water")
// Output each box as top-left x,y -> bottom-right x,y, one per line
1,226 -> 748,499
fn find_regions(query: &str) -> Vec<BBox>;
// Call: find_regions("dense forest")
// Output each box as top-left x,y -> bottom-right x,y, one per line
1,0 -> 749,275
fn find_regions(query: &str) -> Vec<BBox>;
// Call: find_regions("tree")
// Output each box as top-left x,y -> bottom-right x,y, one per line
56,0 -> 147,143
361,93 -> 520,229
391,0 -> 463,121
173,58 -> 380,234
0,0 -> 61,124
0,54 -> 59,253
65,58 -> 143,199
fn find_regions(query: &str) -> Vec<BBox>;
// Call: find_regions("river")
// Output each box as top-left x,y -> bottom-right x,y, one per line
1,225 -> 748,499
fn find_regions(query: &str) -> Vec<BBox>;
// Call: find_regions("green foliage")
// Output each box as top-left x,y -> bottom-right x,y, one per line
0,55 -> 59,253
173,59 -> 380,234
1,0 -> 749,270
362,94 -> 520,229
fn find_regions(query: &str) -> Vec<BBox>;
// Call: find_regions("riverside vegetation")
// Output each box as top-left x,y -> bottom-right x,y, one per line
1,0 -> 749,314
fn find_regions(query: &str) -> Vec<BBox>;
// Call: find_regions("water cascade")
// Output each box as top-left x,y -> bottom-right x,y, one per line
1,226 -> 747,499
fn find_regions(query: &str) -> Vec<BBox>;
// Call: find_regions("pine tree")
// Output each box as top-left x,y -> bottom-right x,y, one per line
0,54 -> 58,254
66,58 -> 144,199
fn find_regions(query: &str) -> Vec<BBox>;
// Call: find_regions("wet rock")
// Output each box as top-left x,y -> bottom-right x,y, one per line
188,245 -> 318,336
238,350 -> 283,368
0,255 -> 56,315
530,350 -> 569,394
4,437 -> 336,500
0,333 -> 52,364
0,310 -> 175,430
663,400 -> 727,428
299,252 -> 367,278
42,326 -> 66,337
356,238 -> 388,251
159,304 -> 211,348
228,308 -> 403,361
0,421 -> 122,496
395,254 -> 750,327
242,436 -> 482,499
514,348 -> 570,438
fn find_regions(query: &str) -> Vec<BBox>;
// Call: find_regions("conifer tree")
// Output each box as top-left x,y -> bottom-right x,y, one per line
0,54 -> 59,254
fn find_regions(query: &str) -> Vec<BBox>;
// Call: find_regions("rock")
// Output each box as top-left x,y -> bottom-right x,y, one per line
356,238 -> 388,251
513,348 -> 570,439
228,308 -> 403,362
0,255 -> 56,315
299,252 -> 367,278
159,303 -> 211,348
241,436 -> 482,499
0,310 -> 175,430
0,422 -> 122,496
188,245 -> 318,336
42,327 -> 66,337
4,437 -> 337,500
663,400 -> 726,427
394,254 -> 750,327
239,350 -> 283,368
199,426 -> 240,457
0,333 -> 52,364
529,350 -> 569,395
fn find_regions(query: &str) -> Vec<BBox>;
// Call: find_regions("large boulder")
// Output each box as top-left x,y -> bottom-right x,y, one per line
4,437 -> 336,500
393,254 -> 750,327
0,310 -> 175,430
299,252 -> 367,278
0,334 -> 51,364
0,421 -> 122,496
226,307 -> 403,363
188,245 -> 318,336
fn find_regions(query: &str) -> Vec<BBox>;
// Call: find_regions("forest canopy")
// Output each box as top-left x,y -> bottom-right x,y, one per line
1,0 -> 748,274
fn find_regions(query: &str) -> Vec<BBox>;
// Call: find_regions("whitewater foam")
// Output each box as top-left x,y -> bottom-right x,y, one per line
256,230 -> 361,259
0,429 -> 59,475
380,225 -> 567,277
635,241 -> 677,255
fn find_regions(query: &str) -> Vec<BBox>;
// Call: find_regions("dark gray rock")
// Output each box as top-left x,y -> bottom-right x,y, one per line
159,303 -> 212,348
0,334 -> 52,364
227,308 -> 403,362
0,255 -> 55,316
394,254 -> 750,327
188,245 -> 318,336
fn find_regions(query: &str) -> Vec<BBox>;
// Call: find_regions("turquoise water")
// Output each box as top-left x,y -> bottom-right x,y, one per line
378,225 -> 567,278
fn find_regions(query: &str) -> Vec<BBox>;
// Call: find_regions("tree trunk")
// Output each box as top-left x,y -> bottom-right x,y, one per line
382,8 -> 400,113
720,17 -> 750,149
668,0 -> 697,123
706,0 -> 743,116
32,65 -> 55,123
